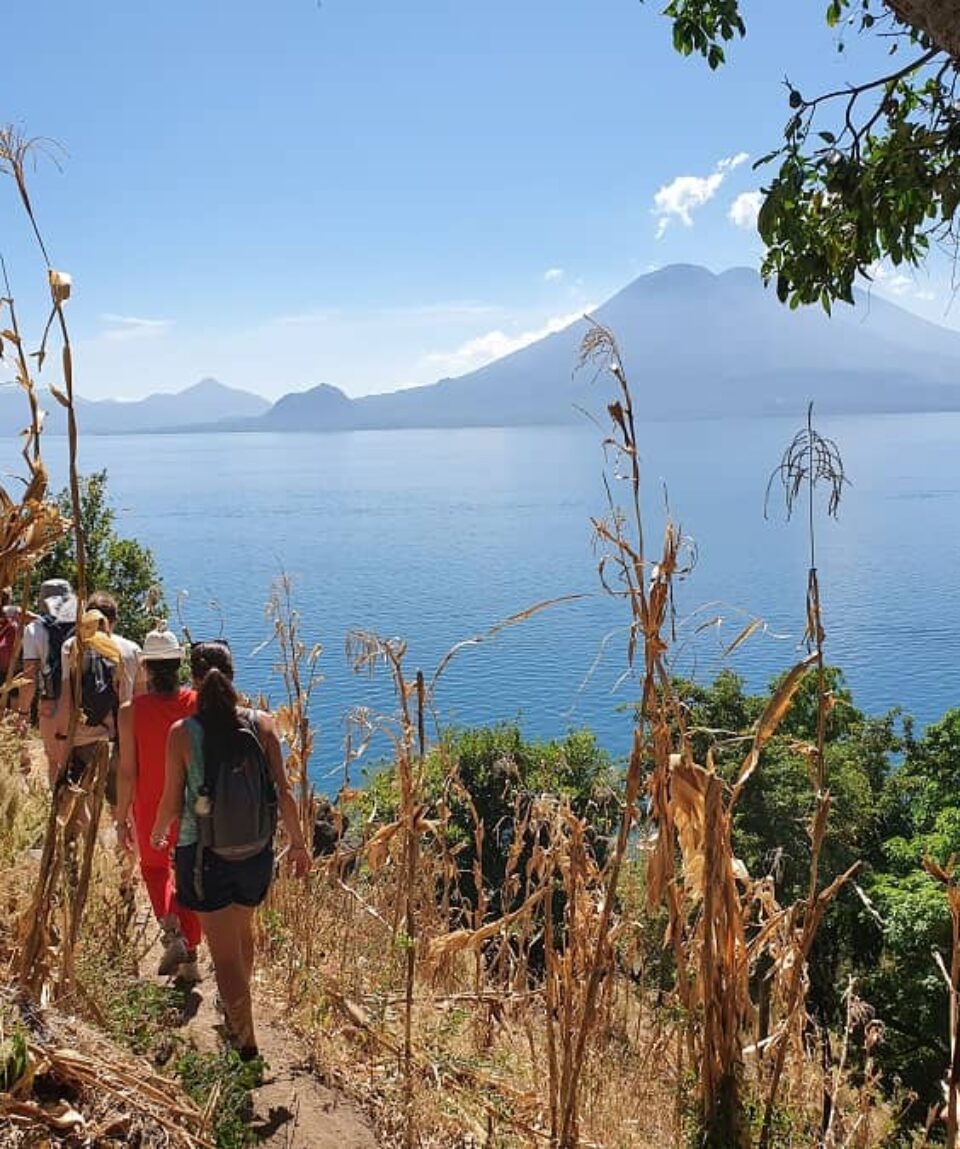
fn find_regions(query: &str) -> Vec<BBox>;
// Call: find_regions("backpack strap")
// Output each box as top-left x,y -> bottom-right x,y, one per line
239,707 -> 260,740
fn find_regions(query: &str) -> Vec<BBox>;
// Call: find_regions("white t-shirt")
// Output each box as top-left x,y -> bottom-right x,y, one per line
21,617 -> 49,665
61,632 -> 141,745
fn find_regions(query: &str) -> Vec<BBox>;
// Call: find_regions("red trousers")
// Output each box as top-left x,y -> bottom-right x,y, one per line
133,814 -> 202,949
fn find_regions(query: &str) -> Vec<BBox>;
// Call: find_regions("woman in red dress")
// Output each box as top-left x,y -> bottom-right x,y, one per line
116,628 -> 202,980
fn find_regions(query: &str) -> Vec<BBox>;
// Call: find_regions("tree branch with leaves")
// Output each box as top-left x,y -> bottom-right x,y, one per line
655,0 -> 960,309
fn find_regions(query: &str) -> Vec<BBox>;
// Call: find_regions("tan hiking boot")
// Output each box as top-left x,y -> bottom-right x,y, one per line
176,950 -> 202,983
158,928 -> 188,976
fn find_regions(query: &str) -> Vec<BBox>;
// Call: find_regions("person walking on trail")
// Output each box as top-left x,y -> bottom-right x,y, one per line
17,578 -> 76,784
116,628 -> 202,982
151,640 -> 311,1060
0,586 -> 24,712
56,591 -> 142,792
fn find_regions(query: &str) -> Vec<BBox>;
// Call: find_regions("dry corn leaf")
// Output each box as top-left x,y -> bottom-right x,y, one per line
670,756 -> 708,899
721,616 -> 764,658
732,651 -> 817,800
364,820 -> 401,872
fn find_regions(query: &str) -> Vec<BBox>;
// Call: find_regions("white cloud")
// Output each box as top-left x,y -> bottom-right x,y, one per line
868,262 -> 924,299
653,152 -> 750,238
423,308 -> 593,377
543,267 -> 565,282
99,313 -> 172,342
728,190 -> 763,230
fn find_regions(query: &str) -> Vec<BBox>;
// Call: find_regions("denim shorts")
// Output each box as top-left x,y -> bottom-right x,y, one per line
174,842 -> 273,913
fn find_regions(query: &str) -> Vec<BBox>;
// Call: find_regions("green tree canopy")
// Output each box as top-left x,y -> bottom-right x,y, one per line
32,469 -> 165,645
657,1 -> 960,309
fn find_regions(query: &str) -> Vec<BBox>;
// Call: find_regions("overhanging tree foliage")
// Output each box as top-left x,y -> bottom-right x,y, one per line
657,1 -> 960,309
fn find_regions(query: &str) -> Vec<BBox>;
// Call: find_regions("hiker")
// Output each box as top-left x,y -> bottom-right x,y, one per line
116,627 -> 202,982
151,640 -> 311,1060
0,587 -> 23,711
55,592 -> 142,791
17,578 -> 76,783
312,798 -> 358,875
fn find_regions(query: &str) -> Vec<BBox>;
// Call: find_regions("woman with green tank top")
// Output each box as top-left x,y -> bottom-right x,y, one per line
151,640 -> 311,1060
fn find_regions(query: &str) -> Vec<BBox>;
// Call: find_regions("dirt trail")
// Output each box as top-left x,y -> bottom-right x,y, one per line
152,948 -> 381,1149
16,739 -> 379,1147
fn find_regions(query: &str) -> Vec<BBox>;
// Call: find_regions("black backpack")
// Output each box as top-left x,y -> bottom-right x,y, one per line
78,648 -> 119,729
39,615 -> 75,701
197,710 -> 278,861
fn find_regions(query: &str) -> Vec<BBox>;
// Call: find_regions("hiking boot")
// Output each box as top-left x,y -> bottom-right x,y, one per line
157,929 -> 189,976
176,951 -> 202,984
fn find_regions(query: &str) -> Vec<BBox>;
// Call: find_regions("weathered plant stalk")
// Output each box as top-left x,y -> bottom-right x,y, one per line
1,128 -> 99,1000
759,403 -> 852,1149
924,859 -> 960,1147
264,574 -> 323,844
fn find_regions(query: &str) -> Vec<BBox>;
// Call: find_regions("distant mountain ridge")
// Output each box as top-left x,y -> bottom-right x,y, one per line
6,265 -> 960,436
0,377 -> 269,436
250,264 -> 960,430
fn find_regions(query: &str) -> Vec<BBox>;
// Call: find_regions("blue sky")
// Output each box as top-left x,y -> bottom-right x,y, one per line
0,0 -> 951,401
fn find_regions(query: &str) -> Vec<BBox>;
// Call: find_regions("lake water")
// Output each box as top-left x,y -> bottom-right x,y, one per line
4,413 -> 959,786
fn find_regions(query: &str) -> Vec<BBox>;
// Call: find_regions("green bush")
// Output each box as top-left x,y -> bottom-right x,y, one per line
358,723 -> 622,920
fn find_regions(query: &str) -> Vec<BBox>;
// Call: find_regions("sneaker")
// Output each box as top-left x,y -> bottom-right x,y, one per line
158,929 -> 189,976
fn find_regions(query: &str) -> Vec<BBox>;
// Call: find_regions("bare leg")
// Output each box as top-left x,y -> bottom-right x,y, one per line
199,905 -> 257,1052
236,904 -> 255,986
38,704 -> 62,786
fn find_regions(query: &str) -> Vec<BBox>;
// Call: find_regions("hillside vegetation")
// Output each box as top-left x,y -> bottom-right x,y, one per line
1,127 -> 959,1149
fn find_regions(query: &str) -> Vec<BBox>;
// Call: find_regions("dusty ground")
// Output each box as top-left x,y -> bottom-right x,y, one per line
145,922 -> 381,1148
13,733 -> 380,1149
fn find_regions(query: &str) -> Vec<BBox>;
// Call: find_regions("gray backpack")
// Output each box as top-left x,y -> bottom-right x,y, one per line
196,710 -> 278,860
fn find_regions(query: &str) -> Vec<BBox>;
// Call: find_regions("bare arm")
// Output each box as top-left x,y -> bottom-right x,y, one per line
55,651 -> 75,740
257,711 -> 311,876
17,659 -> 38,724
151,721 -> 188,848
115,702 -> 137,850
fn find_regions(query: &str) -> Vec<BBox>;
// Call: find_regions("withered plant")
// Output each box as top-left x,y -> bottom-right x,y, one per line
0,258 -> 67,706
923,857 -> 960,1147
758,402 -> 856,1148
347,632 -> 427,1149
0,126 -> 110,1003
570,329 -> 862,1148
260,572 -> 324,842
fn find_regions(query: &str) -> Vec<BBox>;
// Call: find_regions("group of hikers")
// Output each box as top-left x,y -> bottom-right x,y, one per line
1,578 -> 312,1061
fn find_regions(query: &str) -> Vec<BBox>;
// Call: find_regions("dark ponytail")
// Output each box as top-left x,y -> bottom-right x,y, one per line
191,641 -> 240,743
198,667 -> 239,729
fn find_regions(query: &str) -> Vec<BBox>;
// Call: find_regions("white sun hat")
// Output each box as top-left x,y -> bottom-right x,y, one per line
141,629 -> 184,662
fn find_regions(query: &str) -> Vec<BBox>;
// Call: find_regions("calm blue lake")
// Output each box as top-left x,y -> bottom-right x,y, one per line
4,413 -> 958,785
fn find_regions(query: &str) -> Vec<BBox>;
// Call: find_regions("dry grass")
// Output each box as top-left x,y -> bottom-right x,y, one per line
237,335 -> 900,1148
0,284 -> 910,1147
